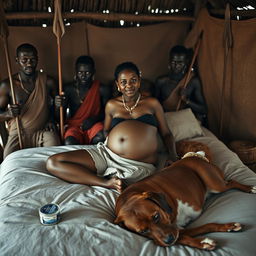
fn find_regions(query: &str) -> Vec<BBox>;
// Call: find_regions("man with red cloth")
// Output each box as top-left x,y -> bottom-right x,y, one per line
55,56 -> 111,145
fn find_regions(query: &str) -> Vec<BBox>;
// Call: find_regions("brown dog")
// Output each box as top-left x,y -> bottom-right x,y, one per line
114,144 -> 256,250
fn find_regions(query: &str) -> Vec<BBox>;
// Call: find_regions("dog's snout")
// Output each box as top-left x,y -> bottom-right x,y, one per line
164,234 -> 175,245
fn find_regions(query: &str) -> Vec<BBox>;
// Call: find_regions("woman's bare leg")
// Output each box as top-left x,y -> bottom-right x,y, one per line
46,149 -> 122,192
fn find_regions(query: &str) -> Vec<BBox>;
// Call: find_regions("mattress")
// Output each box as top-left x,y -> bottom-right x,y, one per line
0,128 -> 256,256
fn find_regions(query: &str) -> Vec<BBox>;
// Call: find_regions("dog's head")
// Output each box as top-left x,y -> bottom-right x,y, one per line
114,191 -> 179,247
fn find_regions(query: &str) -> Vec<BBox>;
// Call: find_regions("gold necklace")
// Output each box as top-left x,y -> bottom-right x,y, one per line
122,93 -> 141,115
18,73 -> 32,95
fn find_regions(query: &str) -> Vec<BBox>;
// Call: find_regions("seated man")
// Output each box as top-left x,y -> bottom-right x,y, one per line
155,45 -> 208,126
0,43 -> 60,158
55,55 -> 111,145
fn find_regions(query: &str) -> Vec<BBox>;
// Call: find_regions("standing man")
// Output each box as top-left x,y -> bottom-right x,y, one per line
155,45 -> 208,126
0,43 -> 60,158
55,55 -> 111,145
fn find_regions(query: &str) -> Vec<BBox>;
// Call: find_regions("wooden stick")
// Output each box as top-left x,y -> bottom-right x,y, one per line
57,36 -> 64,140
0,0 -> 23,149
176,32 -> 203,111
85,22 -> 90,55
2,39 -> 23,148
53,0 -> 65,142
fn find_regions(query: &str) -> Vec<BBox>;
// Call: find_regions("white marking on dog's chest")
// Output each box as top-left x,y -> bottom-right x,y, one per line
176,199 -> 202,228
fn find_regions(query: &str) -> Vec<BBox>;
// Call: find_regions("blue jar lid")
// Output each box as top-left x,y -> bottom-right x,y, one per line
40,204 -> 59,214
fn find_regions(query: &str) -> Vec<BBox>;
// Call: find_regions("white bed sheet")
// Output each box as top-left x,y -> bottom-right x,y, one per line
0,128 -> 256,256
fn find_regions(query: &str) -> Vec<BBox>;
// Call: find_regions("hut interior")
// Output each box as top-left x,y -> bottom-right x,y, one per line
1,2 -> 256,255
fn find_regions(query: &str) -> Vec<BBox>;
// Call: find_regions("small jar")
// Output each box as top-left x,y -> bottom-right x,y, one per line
39,203 -> 60,225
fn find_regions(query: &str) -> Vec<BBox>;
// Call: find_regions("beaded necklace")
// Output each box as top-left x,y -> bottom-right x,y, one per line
122,93 -> 141,115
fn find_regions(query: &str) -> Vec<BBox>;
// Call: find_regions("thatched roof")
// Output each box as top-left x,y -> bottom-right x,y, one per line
2,0 -> 256,27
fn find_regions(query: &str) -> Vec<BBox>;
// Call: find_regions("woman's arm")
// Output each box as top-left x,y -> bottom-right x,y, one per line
103,99 -> 115,137
151,98 -> 178,164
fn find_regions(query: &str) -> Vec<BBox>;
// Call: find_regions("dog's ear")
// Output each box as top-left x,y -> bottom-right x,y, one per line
114,216 -> 126,228
114,215 -> 123,224
143,192 -> 172,214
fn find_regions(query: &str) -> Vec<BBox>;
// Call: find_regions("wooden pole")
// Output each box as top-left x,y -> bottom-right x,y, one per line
0,2 -> 23,149
84,22 -> 90,55
176,32 -> 203,111
53,0 -> 65,141
57,36 -> 64,140
2,41 -> 23,148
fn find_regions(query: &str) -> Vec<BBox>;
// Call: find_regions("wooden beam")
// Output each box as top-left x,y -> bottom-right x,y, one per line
5,11 -> 195,22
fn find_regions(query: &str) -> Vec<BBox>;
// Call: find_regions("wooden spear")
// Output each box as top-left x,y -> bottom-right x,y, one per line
176,31 -> 203,111
0,1 -> 23,149
53,0 -> 65,141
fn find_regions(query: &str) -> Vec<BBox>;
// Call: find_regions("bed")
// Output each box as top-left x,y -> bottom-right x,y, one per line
1,109 -> 256,256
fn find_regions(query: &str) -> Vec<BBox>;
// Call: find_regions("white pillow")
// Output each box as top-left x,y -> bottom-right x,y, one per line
158,108 -> 204,152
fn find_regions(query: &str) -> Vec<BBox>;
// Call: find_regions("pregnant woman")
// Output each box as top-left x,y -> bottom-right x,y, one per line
46,62 -> 178,192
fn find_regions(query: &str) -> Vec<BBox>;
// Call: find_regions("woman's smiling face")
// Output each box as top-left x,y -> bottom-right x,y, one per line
116,69 -> 141,97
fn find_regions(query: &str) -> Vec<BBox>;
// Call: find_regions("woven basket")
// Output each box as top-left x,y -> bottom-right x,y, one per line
229,140 -> 256,164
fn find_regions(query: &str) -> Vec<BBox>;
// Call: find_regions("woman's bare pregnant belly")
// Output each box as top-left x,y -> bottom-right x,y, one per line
107,120 -> 158,163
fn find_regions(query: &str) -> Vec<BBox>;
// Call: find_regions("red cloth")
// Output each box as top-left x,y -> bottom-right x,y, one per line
64,80 -> 103,144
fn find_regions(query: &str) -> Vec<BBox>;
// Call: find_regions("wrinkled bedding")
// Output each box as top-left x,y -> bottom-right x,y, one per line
0,128 -> 256,256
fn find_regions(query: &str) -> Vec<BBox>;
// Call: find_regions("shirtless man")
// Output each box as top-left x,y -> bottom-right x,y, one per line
155,45 -> 208,126
55,55 -> 111,145
0,43 -> 60,158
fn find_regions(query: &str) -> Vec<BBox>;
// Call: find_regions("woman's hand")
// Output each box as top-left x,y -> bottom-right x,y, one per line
164,159 -> 174,167
164,155 -> 179,167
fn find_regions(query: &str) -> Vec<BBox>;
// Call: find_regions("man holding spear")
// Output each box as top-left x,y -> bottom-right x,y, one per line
155,45 -> 208,127
0,43 -> 60,158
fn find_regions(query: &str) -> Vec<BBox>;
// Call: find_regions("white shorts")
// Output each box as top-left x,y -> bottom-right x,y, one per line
85,142 -> 156,185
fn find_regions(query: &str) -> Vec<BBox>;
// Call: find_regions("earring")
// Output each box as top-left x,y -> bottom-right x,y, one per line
74,75 -> 77,81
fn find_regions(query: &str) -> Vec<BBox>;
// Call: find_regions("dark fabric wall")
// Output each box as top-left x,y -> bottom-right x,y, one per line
0,21 -> 190,84
185,9 -> 256,142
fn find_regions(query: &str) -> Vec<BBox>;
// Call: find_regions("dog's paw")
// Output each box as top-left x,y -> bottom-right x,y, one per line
250,185 -> 256,194
227,222 -> 242,232
200,238 -> 216,250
